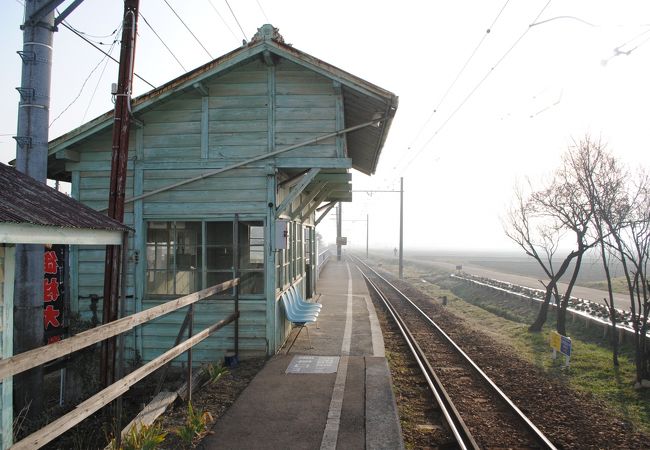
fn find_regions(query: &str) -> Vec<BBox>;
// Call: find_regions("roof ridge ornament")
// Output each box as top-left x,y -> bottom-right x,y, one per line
251,24 -> 285,44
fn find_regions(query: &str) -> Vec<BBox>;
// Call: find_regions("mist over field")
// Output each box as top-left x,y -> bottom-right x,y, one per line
359,246 -> 619,285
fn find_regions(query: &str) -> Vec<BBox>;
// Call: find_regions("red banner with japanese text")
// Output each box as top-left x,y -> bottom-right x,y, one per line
44,244 -> 66,344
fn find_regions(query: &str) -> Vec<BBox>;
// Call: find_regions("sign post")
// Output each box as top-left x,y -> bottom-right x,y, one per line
550,330 -> 572,367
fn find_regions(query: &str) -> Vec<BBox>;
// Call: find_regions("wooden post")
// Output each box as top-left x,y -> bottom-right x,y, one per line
398,177 -> 404,279
101,0 -> 139,388
187,305 -> 193,404
234,215 -> 240,358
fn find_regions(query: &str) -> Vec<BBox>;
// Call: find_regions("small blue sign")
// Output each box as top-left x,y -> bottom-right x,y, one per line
560,335 -> 572,357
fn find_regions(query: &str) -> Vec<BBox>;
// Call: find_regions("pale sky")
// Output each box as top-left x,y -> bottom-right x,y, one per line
1,1 -> 648,252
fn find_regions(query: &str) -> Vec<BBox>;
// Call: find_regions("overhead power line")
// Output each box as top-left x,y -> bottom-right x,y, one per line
61,21 -> 156,89
400,0 -> 553,173
163,0 -> 214,59
256,0 -> 270,23
140,11 -> 187,71
206,0 -> 240,44
407,0 -> 512,150
224,0 -> 248,42
61,20 -> 120,41
49,31 -> 119,128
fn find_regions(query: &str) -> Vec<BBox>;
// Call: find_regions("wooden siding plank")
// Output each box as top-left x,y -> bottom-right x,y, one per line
207,96 -> 268,109
275,107 -> 334,120
279,146 -> 337,159
275,83 -> 336,95
140,110 -> 202,124
208,146 -> 268,159
143,122 -> 201,136
210,70 -> 268,84
143,134 -> 201,149
143,203 -> 265,215
80,177 -> 134,189
208,83 -> 268,96
143,176 -> 266,191
275,120 -> 336,133
143,148 -> 201,160
275,95 -> 336,108
208,132 -> 268,146
150,96 -> 202,111
275,134 -> 336,146
66,161 -> 134,172
143,167 -> 265,178
207,108 -> 267,121
208,120 -> 268,133
141,189 -> 266,203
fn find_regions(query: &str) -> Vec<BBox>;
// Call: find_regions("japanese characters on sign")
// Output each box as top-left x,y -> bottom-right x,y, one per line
550,330 -> 572,367
44,245 -> 66,344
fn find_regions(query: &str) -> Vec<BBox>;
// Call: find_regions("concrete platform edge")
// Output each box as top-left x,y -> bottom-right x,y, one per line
365,356 -> 404,450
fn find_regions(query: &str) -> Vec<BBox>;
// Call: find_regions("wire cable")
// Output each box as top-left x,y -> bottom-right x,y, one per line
206,0 -> 240,44
162,0 -> 214,59
399,0 -> 552,173
224,0 -> 248,42
407,0 -> 512,150
60,21 -> 156,89
256,0 -> 270,23
61,20 -> 120,41
140,11 -> 187,71
49,38 -> 117,128
82,33 -> 119,123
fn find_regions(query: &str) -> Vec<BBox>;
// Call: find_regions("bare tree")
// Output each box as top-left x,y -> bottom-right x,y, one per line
611,173 -> 650,383
532,152 -> 598,335
569,137 -> 629,366
504,185 -> 580,332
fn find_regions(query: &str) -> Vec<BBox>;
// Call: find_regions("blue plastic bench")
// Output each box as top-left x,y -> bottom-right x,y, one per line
281,291 -> 319,353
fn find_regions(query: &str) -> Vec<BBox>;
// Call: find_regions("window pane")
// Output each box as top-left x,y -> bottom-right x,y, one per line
175,222 -> 201,271
240,271 -> 264,294
175,270 -> 200,295
206,246 -> 233,270
147,271 -> 172,295
207,271 -> 234,296
206,222 -> 233,245
239,221 -> 265,269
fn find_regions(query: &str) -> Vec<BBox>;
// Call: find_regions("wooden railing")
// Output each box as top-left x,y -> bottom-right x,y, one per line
317,248 -> 330,277
1,278 -> 240,449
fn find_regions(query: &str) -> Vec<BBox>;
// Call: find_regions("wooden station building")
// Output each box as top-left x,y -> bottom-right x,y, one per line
45,25 -> 398,363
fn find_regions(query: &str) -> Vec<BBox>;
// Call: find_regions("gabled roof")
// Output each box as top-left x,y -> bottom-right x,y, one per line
0,163 -> 130,245
47,24 -> 398,180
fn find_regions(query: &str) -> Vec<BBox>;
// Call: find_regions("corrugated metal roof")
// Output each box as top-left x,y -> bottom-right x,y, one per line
46,24 -> 397,178
0,163 -> 130,232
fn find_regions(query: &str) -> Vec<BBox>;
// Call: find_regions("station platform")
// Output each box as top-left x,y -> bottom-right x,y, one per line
200,259 -> 404,449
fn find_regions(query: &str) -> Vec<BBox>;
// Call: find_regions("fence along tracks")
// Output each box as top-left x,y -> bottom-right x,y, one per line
352,256 -> 556,450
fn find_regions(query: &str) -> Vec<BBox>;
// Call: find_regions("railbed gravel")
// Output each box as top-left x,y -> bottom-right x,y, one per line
370,272 -> 649,449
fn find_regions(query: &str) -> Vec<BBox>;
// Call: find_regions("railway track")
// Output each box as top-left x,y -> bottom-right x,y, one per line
352,256 -> 556,450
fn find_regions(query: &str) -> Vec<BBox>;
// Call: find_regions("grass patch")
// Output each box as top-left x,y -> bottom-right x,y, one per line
365,254 -> 650,434
581,276 -> 629,295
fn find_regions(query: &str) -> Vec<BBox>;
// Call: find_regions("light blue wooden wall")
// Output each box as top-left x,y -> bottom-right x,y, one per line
0,245 -> 14,449
67,57 -> 344,362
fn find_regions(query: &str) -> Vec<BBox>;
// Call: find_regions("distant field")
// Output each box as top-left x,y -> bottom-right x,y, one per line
404,249 -> 622,286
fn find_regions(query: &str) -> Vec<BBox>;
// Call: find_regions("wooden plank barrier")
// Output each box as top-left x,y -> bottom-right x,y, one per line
0,279 -> 239,381
12,311 -> 239,449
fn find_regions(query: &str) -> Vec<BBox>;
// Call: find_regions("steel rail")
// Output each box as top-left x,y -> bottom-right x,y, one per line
361,271 -> 478,450
353,255 -> 557,450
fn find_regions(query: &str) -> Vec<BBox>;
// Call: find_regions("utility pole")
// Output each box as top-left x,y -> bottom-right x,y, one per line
399,177 -> 404,279
366,214 -> 369,259
352,179 -> 405,277
336,202 -> 342,261
13,0 -> 56,422
101,0 -> 139,388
